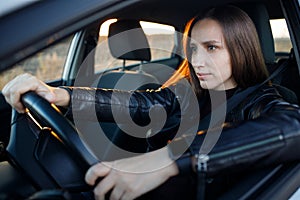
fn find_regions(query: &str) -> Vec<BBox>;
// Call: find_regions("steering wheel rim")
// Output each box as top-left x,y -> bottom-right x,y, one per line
21,91 -> 99,170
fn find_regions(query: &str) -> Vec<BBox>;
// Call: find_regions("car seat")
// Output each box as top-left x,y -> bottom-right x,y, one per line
96,19 -> 160,90
239,3 -> 298,104
79,20 -> 161,161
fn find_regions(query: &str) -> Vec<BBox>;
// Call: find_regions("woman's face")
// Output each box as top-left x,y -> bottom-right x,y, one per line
190,18 -> 237,90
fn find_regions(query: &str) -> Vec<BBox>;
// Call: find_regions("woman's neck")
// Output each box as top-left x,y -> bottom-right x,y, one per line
208,87 -> 238,99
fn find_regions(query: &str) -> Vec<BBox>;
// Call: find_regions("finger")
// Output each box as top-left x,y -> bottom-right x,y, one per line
121,192 -> 135,200
2,72 -> 28,93
2,74 -> 55,112
85,162 -> 112,185
2,76 -> 15,95
5,88 -> 25,113
18,74 -> 55,102
2,75 -> 21,104
2,89 -> 24,113
8,89 -> 23,111
109,186 -> 125,200
94,172 -> 116,200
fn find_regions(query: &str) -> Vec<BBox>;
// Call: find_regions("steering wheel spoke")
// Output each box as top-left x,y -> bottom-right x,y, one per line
21,92 -> 99,170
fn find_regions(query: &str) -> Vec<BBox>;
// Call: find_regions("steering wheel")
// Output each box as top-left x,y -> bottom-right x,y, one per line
21,91 -> 99,171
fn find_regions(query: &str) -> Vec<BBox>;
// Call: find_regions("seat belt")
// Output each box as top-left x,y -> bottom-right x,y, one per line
196,59 -> 289,200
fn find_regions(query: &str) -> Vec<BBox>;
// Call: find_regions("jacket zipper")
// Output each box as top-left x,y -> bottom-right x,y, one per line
196,154 -> 210,200
197,154 -> 210,172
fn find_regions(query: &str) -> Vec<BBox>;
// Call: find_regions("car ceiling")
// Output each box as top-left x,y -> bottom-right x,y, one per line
112,0 -> 283,30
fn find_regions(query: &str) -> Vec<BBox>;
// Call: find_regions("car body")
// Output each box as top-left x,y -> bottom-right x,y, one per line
0,0 -> 300,199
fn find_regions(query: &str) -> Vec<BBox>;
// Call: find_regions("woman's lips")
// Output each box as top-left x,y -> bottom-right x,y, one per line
197,72 -> 211,80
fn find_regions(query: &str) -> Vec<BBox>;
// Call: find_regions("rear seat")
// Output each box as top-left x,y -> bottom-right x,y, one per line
239,3 -> 298,104
277,48 -> 300,104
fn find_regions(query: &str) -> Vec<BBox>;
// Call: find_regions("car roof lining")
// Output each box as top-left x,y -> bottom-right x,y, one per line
110,0 -> 283,30
0,0 -> 284,73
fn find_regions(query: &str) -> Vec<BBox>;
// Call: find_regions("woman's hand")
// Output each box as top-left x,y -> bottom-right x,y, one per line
85,147 -> 179,200
2,73 -> 70,113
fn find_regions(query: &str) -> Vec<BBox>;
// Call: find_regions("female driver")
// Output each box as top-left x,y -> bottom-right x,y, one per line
3,5 -> 300,200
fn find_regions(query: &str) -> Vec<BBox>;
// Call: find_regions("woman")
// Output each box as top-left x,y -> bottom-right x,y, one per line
3,5 -> 300,200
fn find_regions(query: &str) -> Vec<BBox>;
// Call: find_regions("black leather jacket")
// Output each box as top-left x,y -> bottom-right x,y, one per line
64,82 -> 300,176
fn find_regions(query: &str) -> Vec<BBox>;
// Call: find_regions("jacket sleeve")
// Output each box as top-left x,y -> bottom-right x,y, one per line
193,102 -> 300,176
169,86 -> 300,176
61,80 -> 199,149
62,86 -> 177,124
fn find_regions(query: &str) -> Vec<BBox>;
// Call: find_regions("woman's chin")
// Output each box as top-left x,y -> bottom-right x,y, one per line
200,82 -> 210,90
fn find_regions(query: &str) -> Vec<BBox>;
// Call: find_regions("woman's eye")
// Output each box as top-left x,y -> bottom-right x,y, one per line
207,45 -> 217,51
189,45 -> 197,53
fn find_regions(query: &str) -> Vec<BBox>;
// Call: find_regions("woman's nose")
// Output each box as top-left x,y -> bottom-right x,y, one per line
192,51 -> 205,67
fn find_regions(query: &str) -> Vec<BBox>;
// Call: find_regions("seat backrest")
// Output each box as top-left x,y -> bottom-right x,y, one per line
88,20 -> 161,157
97,19 -> 159,90
278,49 -> 300,103
238,3 -> 275,66
108,19 -> 151,63
239,3 -> 298,104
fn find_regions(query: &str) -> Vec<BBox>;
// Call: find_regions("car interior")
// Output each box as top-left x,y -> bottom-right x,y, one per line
63,0 -> 300,104
0,0 -> 300,199
81,19 -> 163,157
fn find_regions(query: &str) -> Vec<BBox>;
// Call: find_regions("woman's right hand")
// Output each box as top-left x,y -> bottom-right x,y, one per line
2,73 -> 70,113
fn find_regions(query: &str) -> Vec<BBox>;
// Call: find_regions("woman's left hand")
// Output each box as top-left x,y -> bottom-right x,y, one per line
85,147 -> 179,200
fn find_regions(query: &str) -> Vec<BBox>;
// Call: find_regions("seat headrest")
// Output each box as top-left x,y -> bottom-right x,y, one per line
108,20 -> 151,61
239,3 -> 275,65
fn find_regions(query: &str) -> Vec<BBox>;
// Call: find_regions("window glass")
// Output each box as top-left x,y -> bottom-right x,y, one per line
95,19 -> 175,72
270,18 -> 292,53
140,21 -> 175,60
0,37 -> 72,90
290,187 -> 300,200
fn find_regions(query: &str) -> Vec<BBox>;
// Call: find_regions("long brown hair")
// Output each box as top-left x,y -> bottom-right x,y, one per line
163,5 -> 269,98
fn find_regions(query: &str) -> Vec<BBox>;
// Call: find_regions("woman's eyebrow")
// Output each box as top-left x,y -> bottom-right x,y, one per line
202,40 -> 222,45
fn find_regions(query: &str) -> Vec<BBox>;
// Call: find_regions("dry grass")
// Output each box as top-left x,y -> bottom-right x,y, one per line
274,38 -> 292,52
0,40 -> 70,89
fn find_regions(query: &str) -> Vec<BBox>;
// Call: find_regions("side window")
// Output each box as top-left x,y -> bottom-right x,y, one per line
270,18 -> 292,60
0,36 -> 73,90
95,19 -> 175,72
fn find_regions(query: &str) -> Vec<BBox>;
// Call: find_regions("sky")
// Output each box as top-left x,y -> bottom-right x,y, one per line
270,19 -> 290,38
99,19 -> 175,36
100,18 -> 290,39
